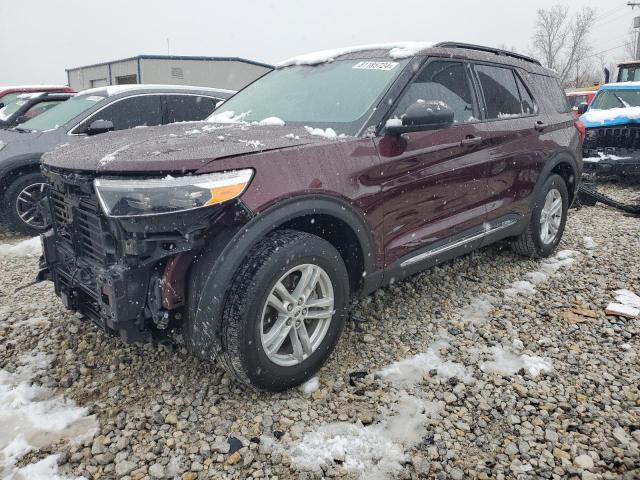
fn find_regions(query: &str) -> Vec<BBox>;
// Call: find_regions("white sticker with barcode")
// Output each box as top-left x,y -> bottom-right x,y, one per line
352,61 -> 399,71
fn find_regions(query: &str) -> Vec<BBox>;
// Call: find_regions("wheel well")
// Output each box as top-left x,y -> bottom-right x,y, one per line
0,165 -> 41,198
551,162 -> 576,199
278,214 -> 366,294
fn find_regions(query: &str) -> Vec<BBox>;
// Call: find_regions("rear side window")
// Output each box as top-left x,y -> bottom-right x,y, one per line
515,74 -> 537,115
533,75 -> 570,113
474,64 -> 523,119
165,95 -> 219,124
76,95 -> 162,133
392,60 -> 476,124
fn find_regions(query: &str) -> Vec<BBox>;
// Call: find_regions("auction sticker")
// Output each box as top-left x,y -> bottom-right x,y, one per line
352,61 -> 399,71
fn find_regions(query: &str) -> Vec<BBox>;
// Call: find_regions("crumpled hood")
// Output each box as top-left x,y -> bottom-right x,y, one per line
42,122 -> 336,173
580,106 -> 640,128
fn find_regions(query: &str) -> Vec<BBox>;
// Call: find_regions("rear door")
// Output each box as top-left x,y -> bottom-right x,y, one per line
163,94 -> 219,124
469,63 -> 549,230
374,59 -> 494,268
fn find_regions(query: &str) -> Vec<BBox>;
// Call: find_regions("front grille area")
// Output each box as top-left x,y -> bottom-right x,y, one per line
584,125 -> 640,152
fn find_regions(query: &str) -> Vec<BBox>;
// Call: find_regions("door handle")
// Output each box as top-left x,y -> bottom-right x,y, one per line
534,120 -> 547,131
461,135 -> 482,147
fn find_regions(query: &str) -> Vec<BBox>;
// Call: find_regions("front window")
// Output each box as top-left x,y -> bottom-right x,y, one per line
209,59 -> 410,135
590,89 -> 640,110
18,94 -> 105,132
619,66 -> 640,82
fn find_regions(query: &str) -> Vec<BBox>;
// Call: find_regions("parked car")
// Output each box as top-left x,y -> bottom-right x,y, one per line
0,92 -> 74,129
0,85 -> 74,108
566,89 -> 597,118
38,42 -> 583,391
0,84 -> 234,234
579,82 -> 640,176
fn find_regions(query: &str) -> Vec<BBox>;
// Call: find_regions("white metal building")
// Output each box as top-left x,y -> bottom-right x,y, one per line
66,55 -> 273,92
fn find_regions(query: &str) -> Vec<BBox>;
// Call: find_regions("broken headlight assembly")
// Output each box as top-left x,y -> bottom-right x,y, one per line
94,169 -> 254,217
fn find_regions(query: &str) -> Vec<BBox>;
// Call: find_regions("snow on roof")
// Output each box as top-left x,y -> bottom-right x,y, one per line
77,84 -> 237,97
277,42 -> 439,67
0,85 -> 71,92
599,81 -> 640,90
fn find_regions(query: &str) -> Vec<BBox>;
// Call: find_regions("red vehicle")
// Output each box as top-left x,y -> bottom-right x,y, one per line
39,42 -> 583,391
0,85 -> 75,107
566,90 -> 597,118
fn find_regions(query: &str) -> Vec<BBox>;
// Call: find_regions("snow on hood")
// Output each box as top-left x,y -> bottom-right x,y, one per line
42,121 -> 346,173
580,106 -> 640,128
277,42 -> 438,67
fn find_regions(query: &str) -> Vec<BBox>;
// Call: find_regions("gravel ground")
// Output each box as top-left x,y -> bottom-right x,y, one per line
0,180 -> 639,480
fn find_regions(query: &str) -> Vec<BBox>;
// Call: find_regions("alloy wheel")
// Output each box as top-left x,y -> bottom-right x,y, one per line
260,264 -> 335,367
539,188 -> 563,244
15,182 -> 48,230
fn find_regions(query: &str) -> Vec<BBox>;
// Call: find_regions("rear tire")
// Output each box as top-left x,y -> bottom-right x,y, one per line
2,172 -> 50,236
511,173 -> 568,258
216,230 -> 350,391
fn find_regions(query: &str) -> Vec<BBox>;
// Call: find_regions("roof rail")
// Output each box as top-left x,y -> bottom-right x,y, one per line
435,42 -> 541,66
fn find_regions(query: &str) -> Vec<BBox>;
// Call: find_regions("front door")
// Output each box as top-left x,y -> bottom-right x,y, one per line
374,59 -> 493,270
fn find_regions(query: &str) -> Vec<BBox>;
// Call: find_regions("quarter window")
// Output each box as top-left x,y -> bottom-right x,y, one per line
515,74 -> 537,115
76,95 -> 162,133
392,61 -> 476,124
475,65 -> 523,119
165,95 -> 219,124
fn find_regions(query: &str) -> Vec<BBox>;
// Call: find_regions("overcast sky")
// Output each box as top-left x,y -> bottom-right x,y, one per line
0,0 -> 636,85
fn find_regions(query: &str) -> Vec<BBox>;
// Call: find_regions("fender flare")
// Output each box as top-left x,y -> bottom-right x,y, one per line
532,151 -> 580,205
0,153 -> 44,191
186,194 -> 378,359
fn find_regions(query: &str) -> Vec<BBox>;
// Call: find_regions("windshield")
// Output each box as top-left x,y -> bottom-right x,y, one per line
209,59 -> 410,135
18,94 -> 104,132
0,98 -> 27,121
590,89 -> 640,110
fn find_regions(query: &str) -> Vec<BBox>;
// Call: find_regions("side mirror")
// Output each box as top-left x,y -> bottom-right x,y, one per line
386,101 -> 455,135
577,103 -> 588,116
86,119 -> 115,136
0,102 -> 4,109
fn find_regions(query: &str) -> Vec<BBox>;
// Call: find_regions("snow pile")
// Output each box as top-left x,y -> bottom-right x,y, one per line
458,295 -> 496,325
0,238 -> 42,257
299,377 -> 320,395
97,144 -> 130,167
583,152 -> 631,163
304,126 -> 346,139
539,250 -> 580,275
503,280 -> 537,297
208,110 -> 250,124
184,128 -> 201,135
378,339 -> 473,385
581,106 -> 640,125
238,139 -> 264,149
0,352 -> 97,479
615,289 -> 640,309
278,42 -> 438,67
583,236 -> 595,250
480,346 -> 553,377
257,117 -> 285,126
287,395 -> 438,479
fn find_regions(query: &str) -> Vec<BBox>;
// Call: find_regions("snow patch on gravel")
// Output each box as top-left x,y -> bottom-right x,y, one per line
8,454 -> 86,480
0,238 -> 42,257
503,280 -> 537,297
0,352 -> 97,479
458,295 -> 496,324
615,289 -> 640,309
287,395 -> 438,479
378,339 -> 473,385
299,377 -> 320,395
480,346 -> 553,377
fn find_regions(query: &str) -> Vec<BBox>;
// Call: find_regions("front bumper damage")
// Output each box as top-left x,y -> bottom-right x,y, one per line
39,166 -> 251,343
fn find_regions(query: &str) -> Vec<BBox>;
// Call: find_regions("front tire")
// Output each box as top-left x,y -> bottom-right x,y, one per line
217,230 -> 349,391
2,172 -> 50,235
511,173 -> 569,258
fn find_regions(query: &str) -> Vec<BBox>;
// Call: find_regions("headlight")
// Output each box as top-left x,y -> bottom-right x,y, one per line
94,169 -> 253,217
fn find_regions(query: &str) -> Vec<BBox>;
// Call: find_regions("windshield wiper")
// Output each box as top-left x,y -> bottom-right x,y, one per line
12,127 -> 33,133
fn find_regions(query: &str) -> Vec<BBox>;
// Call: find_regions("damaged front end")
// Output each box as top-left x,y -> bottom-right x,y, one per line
39,165 -> 252,343
583,125 -> 640,176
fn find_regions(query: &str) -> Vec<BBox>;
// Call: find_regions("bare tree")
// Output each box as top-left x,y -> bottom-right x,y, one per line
531,4 -> 596,88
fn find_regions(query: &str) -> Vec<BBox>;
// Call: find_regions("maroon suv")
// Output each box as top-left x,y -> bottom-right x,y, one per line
39,42 -> 583,391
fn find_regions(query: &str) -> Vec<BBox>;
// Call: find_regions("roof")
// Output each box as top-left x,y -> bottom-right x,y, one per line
0,85 -> 74,94
278,41 -> 542,68
76,84 -> 237,97
66,55 -> 273,72
598,82 -> 640,90
618,61 -> 640,66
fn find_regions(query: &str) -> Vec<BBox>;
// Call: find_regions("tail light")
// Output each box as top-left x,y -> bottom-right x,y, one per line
575,121 -> 586,141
